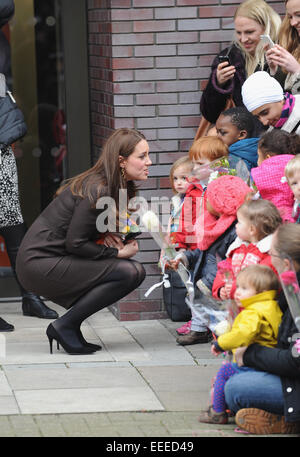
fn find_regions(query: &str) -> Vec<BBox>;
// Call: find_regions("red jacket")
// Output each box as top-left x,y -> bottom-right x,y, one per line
174,181 -> 204,250
212,235 -> 277,299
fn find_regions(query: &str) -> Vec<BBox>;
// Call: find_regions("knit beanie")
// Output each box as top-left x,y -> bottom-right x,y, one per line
242,71 -> 284,113
195,175 -> 252,250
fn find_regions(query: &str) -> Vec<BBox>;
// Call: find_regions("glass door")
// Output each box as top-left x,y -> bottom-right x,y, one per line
1,0 -> 91,298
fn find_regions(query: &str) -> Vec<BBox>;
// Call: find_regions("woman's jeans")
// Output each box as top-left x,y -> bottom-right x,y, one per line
224,370 -> 284,415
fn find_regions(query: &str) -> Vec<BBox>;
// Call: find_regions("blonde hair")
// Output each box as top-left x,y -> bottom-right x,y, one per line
238,198 -> 282,240
234,0 -> 281,76
189,136 -> 228,162
169,155 -> 193,193
285,154 -> 300,183
279,0 -> 300,68
236,264 -> 280,294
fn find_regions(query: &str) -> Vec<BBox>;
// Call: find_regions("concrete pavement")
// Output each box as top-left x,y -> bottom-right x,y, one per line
0,299 -> 297,437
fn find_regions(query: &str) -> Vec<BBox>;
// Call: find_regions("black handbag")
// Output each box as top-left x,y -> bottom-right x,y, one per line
163,270 -> 191,322
0,90 -> 27,146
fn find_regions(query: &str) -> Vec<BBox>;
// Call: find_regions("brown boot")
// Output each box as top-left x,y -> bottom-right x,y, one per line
235,408 -> 300,435
198,405 -> 228,424
176,329 -> 213,345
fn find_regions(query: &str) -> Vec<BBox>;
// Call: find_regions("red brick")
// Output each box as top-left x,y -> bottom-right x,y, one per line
133,0 -> 174,6
111,9 -> 153,21
134,20 -> 175,33
156,31 -> 198,44
112,57 -> 154,69
199,5 -> 236,17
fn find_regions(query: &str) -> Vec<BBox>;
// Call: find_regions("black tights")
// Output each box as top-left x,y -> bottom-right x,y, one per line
55,258 -> 146,331
0,223 -> 27,295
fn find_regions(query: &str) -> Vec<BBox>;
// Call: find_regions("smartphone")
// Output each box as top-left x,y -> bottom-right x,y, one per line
218,55 -> 231,66
260,34 -> 274,48
123,231 -> 142,243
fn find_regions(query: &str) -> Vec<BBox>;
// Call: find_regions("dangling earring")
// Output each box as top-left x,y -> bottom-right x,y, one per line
121,167 -> 126,179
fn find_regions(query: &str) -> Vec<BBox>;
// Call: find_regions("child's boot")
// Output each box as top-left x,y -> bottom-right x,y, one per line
198,405 -> 228,424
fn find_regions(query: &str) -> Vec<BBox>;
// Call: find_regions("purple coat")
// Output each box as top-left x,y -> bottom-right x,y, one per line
200,44 -> 247,123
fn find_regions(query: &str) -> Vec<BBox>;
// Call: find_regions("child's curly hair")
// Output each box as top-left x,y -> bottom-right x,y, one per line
258,130 -> 300,159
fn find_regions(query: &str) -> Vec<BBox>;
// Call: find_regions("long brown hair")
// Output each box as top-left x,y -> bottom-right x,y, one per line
279,0 -> 300,67
56,128 -> 146,209
276,223 -> 300,264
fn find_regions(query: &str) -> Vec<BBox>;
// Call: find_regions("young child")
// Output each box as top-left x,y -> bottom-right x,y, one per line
212,198 -> 282,300
174,137 -> 229,336
168,156 -> 193,235
175,136 -> 229,251
215,106 -> 263,171
251,129 -> 297,222
242,71 -> 300,134
171,175 -> 252,345
199,264 -> 282,424
285,154 -> 300,223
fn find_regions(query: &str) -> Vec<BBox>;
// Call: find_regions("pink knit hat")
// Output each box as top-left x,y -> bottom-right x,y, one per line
251,155 -> 295,222
195,175 -> 252,250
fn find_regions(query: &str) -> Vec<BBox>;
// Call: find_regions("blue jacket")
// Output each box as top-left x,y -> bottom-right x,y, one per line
229,138 -> 259,171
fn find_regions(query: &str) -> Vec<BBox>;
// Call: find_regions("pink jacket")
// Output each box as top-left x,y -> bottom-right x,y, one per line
251,155 -> 295,222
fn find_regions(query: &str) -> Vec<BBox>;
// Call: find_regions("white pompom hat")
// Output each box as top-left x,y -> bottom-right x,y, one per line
241,71 -> 284,113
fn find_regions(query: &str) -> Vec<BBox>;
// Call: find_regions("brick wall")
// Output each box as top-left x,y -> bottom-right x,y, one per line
87,0 -> 284,321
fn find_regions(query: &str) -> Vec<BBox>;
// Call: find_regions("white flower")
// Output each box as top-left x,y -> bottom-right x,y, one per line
214,320 -> 231,336
142,211 -> 160,232
281,176 -> 288,184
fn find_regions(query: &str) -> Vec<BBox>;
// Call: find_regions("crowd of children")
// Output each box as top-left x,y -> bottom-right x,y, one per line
161,80 -> 300,433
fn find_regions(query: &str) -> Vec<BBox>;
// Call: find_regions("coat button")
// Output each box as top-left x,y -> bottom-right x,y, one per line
287,387 -> 292,393
288,407 -> 294,413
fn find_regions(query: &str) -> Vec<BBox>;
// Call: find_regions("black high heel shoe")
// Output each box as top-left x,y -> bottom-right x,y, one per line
77,328 -> 102,351
46,323 -> 96,355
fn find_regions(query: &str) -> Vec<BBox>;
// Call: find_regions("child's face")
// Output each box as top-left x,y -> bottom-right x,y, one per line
288,169 -> 300,201
234,280 -> 257,304
235,210 -> 256,242
251,100 -> 285,127
257,147 -> 267,166
192,156 -> 211,174
173,165 -> 191,194
215,114 -> 246,146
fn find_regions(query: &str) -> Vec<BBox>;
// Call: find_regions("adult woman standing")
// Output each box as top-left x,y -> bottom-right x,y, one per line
16,128 -> 152,355
266,0 -> 300,94
224,223 -> 300,435
0,0 -> 58,332
199,0 -> 281,125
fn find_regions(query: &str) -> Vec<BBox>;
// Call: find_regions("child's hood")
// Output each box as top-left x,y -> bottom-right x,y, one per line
229,138 -> 259,169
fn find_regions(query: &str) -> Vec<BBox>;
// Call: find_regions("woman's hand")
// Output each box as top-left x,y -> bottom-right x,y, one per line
117,239 -> 139,259
235,346 -> 248,367
103,233 -> 124,249
266,45 -> 300,75
216,61 -> 236,87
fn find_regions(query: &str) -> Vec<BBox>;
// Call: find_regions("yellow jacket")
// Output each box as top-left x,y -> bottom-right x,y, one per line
217,290 -> 282,355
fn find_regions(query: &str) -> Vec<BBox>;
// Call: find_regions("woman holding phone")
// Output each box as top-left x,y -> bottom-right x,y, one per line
16,128 -> 151,355
200,0 -> 281,124
266,0 -> 300,94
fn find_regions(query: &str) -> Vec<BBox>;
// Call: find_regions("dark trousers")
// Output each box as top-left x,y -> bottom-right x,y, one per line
0,222 -> 27,295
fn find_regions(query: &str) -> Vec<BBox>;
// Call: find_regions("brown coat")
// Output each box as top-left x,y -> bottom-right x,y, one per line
16,186 -> 118,308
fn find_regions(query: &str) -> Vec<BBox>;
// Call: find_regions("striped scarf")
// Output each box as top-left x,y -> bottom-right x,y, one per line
275,92 -> 295,128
